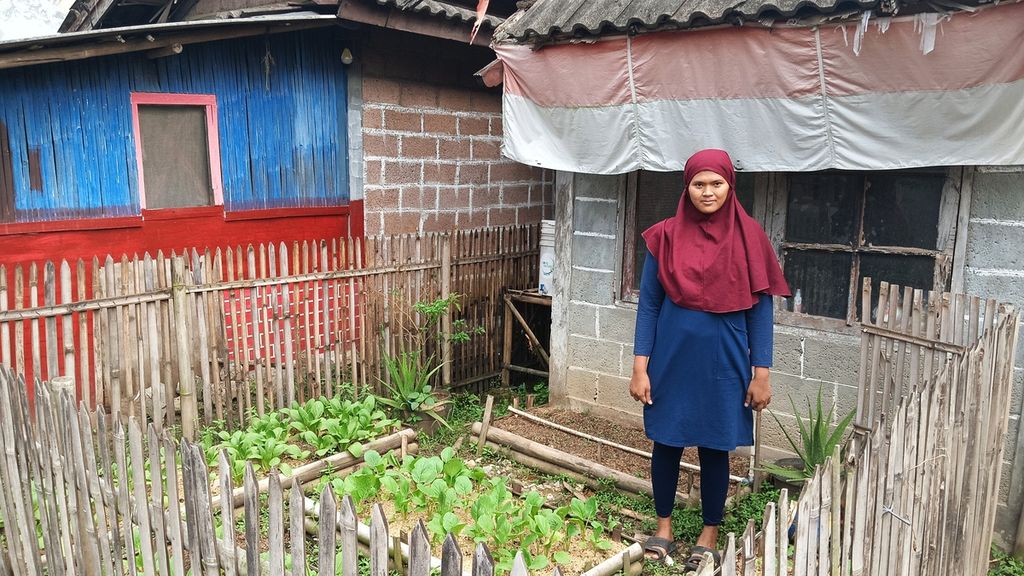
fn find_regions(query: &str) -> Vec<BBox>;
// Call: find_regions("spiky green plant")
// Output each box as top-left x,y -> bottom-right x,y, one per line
760,386 -> 855,483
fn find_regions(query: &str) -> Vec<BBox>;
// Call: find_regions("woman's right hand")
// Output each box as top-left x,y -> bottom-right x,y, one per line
629,373 -> 652,404
629,356 -> 653,405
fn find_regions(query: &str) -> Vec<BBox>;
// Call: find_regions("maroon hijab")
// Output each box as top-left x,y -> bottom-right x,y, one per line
641,149 -> 790,313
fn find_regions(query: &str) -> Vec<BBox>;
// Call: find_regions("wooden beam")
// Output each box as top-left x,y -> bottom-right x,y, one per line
337,0 -> 493,45
0,20 -> 335,71
505,364 -> 547,378
145,42 -> 183,59
505,294 -> 550,366
548,171 -> 574,403
949,166 -> 974,294
86,0 -> 119,31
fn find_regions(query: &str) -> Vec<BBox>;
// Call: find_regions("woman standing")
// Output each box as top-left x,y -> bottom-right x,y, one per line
629,149 -> 789,569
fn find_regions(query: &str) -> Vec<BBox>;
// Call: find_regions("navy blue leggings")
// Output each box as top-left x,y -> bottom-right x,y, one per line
651,442 -> 730,526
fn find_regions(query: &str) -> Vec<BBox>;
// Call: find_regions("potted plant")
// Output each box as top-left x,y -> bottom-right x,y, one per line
377,350 -> 451,433
375,292 -> 483,433
760,386 -> 855,491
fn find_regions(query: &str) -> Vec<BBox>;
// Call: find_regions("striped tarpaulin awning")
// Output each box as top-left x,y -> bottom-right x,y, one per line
494,3 -> 1024,174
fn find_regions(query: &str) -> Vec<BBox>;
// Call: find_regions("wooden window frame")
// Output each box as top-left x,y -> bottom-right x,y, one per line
769,167 -> 967,331
130,92 -> 224,210
620,172 -> 641,302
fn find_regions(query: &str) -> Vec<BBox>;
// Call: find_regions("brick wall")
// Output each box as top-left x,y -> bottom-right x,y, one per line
356,28 -> 553,235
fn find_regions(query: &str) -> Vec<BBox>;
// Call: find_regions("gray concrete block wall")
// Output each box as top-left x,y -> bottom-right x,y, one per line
964,168 -> 1024,550
561,174 -> 636,421
759,326 -> 861,462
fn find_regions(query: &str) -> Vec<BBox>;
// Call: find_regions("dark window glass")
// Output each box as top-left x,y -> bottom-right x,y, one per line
863,170 -> 945,249
735,172 -> 755,215
632,171 -> 756,288
138,105 -> 213,209
781,169 -> 950,323
857,253 -> 936,322
782,250 -> 853,319
786,172 -> 861,244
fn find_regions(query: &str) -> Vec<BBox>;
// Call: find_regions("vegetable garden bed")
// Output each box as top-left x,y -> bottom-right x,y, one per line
200,394 -> 402,486
313,446 -> 641,575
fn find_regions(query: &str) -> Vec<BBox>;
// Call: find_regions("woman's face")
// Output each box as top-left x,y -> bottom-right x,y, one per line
687,170 -> 730,214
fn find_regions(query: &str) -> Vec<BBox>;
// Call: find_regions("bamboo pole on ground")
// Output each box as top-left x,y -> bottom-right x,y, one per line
472,422 -> 682,501
504,406 -> 748,483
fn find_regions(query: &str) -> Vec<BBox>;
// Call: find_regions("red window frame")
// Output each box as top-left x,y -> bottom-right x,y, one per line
130,92 -> 224,209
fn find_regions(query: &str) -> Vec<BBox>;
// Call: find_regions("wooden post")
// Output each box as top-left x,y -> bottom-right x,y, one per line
501,294 -> 512,388
60,261 -> 75,386
171,257 -> 196,440
476,395 -> 494,456
441,234 -> 452,389
752,411 -> 764,492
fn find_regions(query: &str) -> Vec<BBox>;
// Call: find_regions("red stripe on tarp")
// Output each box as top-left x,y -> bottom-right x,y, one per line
497,38 -> 633,107
821,3 -> 1024,97
497,4 -> 1024,106
630,27 -> 822,101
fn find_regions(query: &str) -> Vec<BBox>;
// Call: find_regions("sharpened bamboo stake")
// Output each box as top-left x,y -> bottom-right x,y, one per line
171,257 -> 196,439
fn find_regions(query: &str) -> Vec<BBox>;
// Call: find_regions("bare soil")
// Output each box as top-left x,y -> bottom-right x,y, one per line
491,406 -> 751,498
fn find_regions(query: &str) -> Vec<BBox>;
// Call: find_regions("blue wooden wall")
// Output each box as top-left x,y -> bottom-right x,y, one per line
0,28 -> 349,222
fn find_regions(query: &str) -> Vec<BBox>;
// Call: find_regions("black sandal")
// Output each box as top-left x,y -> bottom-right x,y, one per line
684,545 -> 721,571
642,535 -> 677,562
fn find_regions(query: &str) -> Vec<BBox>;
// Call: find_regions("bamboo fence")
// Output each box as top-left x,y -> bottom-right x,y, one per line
0,369 -> 652,576
0,225 -> 539,438
759,281 -> 1020,576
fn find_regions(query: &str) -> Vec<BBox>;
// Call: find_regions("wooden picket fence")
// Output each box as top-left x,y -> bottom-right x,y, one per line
1,277 -> 1017,576
0,368 -> 653,576
0,363 -> 833,576
0,225 -> 539,438
854,278 -> 1006,434
749,281 -> 1019,576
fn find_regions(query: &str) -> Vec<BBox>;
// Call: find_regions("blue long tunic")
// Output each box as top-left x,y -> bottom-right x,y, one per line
634,253 -> 774,451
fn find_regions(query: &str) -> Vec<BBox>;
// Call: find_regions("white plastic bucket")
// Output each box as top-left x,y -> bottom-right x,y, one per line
538,220 -> 555,294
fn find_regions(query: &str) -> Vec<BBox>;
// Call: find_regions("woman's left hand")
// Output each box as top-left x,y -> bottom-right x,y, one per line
745,367 -> 772,411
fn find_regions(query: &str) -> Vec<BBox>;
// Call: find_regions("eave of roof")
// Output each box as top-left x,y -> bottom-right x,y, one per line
0,13 -> 337,68
374,0 -> 504,28
493,0 -> 990,44
62,0 -> 502,35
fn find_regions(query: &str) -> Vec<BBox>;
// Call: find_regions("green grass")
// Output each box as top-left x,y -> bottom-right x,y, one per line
415,390 -> 485,451
720,487 -> 782,537
990,546 -> 1024,576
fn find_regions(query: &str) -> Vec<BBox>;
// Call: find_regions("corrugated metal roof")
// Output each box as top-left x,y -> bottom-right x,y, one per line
374,0 -> 504,28
62,0 -> 502,34
0,13 -> 335,53
495,0 -> 880,42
